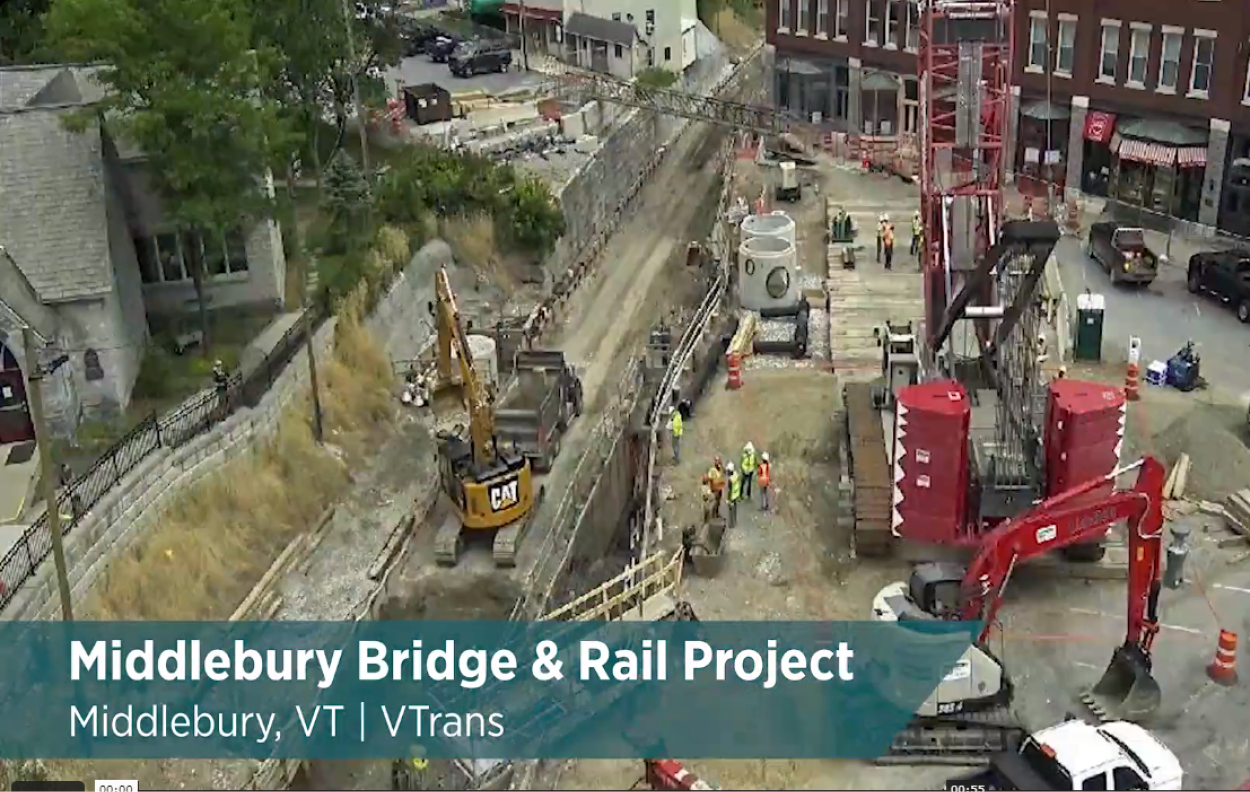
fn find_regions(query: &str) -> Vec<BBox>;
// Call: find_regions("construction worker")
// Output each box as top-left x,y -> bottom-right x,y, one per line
726,461 -> 742,530
758,451 -> 772,512
704,456 -> 725,517
740,442 -> 757,499
910,211 -> 922,256
668,405 -> 684,463
883,220 -> 896,271
392,745 -> 429,790
876,213 -> 888,262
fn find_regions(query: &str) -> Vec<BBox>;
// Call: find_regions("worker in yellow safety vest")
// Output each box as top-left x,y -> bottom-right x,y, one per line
758,452 -> 772,512
704,456 -> 725,517
910,211 -> 922,257
740,442 -> 758,499
726,461 -> 742,530
668,406 -> 684,463
393,745 -> 429,790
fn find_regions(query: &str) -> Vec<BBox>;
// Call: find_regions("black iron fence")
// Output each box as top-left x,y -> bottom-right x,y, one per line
0,301 -> 328,612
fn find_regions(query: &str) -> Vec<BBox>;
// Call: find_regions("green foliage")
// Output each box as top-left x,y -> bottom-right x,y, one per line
46,0 -> 286,236
373,145 -> 563,256
320,149 -> 373,254
635,67 -> 678,90
0,0 -> 52,64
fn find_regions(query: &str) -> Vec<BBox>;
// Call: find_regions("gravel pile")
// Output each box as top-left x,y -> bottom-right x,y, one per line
1153,404 -> 1250,502
795,272 -> 824,293
756,317 -> 797,343
806,307 -> 830,360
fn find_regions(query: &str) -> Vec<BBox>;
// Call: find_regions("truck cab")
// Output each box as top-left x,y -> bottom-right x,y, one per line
1087,223 -> 1157,286
950,720 -> 1182,791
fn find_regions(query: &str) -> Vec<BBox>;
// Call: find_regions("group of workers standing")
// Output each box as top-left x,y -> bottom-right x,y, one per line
699,443 -> 772,529
875,211 -> 924,271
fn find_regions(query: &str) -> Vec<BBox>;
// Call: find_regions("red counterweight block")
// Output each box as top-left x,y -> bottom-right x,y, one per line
891,380 -> 972,544
1045,379 -> 1127,503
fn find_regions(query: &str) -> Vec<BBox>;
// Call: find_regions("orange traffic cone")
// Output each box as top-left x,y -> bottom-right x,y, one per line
1125,362 -> 1141,402
1207,629 -> 1238,686
726,352 -> 742,390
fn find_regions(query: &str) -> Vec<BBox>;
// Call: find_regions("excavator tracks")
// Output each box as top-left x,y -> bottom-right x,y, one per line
433,510 -> 463,567
880,707 -> 1026,764
843,382 -> 893,557
493,485 -> 546,568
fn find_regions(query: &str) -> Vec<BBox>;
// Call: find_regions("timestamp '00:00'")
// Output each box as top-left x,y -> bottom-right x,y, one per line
95,780 -> 139,792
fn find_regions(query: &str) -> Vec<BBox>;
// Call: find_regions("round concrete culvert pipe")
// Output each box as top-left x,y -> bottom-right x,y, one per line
741,210 -> 797,249
738,235 -> 798,311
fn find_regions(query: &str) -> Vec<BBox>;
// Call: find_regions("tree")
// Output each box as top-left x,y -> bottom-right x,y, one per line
47,0 -> 287,353
321,149 -> 372,254
0,0 -> 52,63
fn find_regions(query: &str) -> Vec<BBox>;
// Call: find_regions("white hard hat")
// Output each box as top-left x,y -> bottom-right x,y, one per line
744,441 -> 754,453
726,461 -> 735,471
761,452 -> 769,462
879,213 -> 888,221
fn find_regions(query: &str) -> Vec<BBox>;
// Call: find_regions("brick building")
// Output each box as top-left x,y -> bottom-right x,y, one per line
767,0 -> 1250,234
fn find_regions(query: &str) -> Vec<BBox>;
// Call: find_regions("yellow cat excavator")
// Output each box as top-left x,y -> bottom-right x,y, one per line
431,267 -> 541,567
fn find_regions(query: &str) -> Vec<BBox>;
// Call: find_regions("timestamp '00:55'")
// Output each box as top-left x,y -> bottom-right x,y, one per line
944,785 -> 990,792
94,780 -> 139,792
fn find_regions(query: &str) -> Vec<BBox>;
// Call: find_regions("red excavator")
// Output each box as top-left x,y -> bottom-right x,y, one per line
871,455 -> 1167,760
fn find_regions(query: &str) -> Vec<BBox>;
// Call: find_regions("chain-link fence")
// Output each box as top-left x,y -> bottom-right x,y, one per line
0,301 -> 329,612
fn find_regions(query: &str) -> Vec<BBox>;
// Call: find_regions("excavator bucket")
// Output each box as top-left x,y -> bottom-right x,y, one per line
1085,644 -> 1161,723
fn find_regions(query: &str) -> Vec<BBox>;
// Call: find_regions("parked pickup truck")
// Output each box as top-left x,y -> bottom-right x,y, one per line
1187,249 -> 1250,323
495,349 -> 583,474
1087,222 -> 1158,286
946,720 -> 1181,791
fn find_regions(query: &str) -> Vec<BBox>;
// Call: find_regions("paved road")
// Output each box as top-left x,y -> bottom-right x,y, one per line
1053,234 -> 1250,405
1001,552 -> 1250,790
384,51 -> 544,96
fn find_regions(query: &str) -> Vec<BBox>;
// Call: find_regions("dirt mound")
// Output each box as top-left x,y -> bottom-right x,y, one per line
373,569 -> 521,621
1152,404 -> 1250,502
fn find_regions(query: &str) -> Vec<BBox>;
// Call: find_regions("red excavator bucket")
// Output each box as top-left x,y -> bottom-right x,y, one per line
1085,644 -> 1161,722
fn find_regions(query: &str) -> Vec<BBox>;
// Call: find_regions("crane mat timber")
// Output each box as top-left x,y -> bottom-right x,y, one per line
844,381 -> 892,557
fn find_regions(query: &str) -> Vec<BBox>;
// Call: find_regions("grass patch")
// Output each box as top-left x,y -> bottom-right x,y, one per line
83,294 -> 395,621
442,213 -> 517,289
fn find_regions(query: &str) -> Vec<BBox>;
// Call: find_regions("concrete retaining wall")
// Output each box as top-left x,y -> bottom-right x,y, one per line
2,241 -> 454,622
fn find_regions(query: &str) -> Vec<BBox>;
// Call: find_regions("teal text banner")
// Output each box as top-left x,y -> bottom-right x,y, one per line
0,620 -> 979,760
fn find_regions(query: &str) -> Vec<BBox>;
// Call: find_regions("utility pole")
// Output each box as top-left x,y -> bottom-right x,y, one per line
340,0 -> 372,175
303,273 -> 326,444
21,327 -> 73,622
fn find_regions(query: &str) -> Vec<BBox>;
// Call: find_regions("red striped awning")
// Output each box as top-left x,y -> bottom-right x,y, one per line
1176,147 -> 1208,168
1117,138 -> 1177,167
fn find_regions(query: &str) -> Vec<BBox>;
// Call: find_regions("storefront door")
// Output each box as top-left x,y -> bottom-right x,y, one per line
0,345 -> 34,446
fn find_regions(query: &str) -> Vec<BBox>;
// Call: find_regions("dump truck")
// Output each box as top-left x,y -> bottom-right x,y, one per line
494,349 -> 583,474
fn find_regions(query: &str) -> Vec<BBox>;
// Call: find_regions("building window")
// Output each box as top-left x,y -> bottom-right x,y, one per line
1190,32 -> 1216,96
664,45 -> 671,61
905,0 -> 919,51
612,11 -> 620,21
779,0 -> 791,31
1098,21 -> 1120,82
134,229 -> 249,285
615,43 -> 623,58
1027,13 -> 1047,71
1244,51 -> 1250,104
798,0 -> 810,31
1127,25 -> 1150,86
834,0 -> 848,38
866,0 -> 881,46
1159,29 -> 1182,91
885,0 -> 900,47
817,0 -> 828,36
1055,17 -> 1076,75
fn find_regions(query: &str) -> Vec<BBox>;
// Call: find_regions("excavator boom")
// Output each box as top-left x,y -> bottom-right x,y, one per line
958,455 -> 1167,722
434,267 -> 495,468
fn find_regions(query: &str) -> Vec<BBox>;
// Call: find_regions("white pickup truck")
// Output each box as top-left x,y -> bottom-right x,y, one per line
947,720 -> 1182,791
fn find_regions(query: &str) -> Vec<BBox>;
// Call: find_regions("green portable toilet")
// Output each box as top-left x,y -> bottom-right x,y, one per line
1073,291 -> 1105,362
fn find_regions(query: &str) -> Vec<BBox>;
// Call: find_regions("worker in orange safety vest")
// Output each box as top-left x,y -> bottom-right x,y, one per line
758,452 -> 772,512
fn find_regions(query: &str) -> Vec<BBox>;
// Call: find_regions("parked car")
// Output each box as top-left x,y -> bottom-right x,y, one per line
448,41 -> 512,77
1187,249 -> 1250,323
427,35 -> 461,63
1086,221 -> 1158,286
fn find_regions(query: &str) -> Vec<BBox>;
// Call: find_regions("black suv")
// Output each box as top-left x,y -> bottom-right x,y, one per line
448,41 -> 512,77
1188,249 -> 1250,323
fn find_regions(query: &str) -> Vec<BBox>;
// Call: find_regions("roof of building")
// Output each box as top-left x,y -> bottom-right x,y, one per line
564,12 -> 638,46
0,65 -> 116,303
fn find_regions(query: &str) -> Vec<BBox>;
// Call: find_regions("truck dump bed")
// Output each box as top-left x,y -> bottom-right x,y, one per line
495,349 -> 581,473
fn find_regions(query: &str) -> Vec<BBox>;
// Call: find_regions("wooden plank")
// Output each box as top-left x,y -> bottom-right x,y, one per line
1172,454 -> 1191,500
230,533 -> 308,621
368,513 -> 414,580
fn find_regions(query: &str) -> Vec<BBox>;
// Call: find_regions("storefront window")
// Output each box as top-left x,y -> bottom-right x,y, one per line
1150,168 -> 1173,214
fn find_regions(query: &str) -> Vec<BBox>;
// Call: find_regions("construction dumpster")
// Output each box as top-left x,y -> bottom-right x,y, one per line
495,349 -> 583,473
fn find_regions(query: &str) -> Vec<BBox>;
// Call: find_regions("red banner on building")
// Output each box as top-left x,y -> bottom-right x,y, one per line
1084,111 -> 1117,144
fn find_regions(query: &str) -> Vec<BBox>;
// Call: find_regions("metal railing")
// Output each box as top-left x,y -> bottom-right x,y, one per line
0,301 -> 329,612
